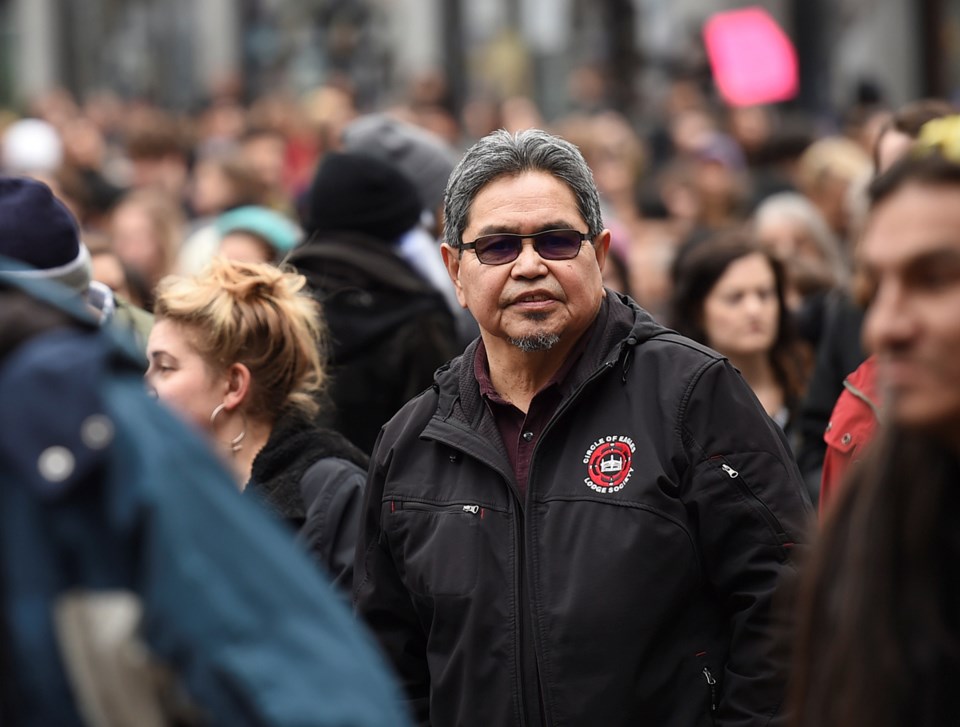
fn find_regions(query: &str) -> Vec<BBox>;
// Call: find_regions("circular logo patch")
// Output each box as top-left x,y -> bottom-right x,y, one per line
582,436 -> 635,493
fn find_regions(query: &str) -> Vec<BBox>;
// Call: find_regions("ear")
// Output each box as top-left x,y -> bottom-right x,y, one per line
594,230 -> 612,296
441,243 -> 468,308
222,362 -> 252,411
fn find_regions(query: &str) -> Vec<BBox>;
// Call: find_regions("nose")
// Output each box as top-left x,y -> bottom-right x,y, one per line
863,279 -> 916,355
742,291 -> 768,317
510,239 -> 549,278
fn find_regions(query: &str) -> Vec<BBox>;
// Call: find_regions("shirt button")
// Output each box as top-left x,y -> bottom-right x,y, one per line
522,431 -> 534,442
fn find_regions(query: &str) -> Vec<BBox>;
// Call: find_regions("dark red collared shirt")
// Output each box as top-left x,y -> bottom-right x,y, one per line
474,330 -> 592,500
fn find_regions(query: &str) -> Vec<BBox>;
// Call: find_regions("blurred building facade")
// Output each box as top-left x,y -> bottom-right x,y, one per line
0,0 -> 957,118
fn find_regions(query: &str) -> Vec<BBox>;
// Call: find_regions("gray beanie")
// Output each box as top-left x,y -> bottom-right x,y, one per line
342,114 -> 459,215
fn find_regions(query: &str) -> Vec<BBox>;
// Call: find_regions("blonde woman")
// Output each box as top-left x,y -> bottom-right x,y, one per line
146,257 -> 366,587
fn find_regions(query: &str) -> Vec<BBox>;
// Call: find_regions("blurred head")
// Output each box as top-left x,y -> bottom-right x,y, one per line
216,206 -> 301,264
859,117 -> 960,446
341,113 -> 459,232
441,129 -> 609,355
797,136 -> 872,238
123,110 -> 190,196
239,127 -> 289,194
304,151 -> 422,243
84,232 -> 139,306
109,188 -> 185,294
872,98 -> 956,175
147,258 -> 326,435
189,153 -> 268,218
671,236 -> 787,359
753,192 -> 846,305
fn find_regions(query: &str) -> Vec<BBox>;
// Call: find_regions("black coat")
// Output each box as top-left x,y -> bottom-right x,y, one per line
794,290 -> 867,501
288,234 -> 461,454
355,293 -> 813,727
246,411 -> 368,589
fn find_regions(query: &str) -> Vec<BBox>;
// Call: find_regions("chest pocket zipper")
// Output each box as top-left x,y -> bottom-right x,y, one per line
391,501 -> 483,517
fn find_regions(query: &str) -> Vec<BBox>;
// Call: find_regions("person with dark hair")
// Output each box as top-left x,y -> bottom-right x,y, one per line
790,116 -> 960,727
872,98 -> 957,174
286,151 -> 460,454
354,128 -> 812,726
340,113 -> 479,346
809,99 -> 959,513
670,233 -> 811,440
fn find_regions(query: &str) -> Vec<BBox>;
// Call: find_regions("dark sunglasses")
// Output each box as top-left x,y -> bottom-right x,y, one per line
460,229 -> 592,265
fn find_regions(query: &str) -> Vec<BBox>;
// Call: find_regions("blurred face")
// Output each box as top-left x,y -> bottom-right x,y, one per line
860,182 -> 960,444
241,134 -> 287,190
90,251 -> 134,303
443,171 -> 609,357
875,128 -> 913,175
702,253 -> 779,358
110,202 -> 165,283
219,232 -> 275,264
145,319 -> 227,432
756,217 -> 824,266
190,161 -> 234,217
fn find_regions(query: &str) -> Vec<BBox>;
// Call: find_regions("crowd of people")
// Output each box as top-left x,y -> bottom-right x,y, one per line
2,71 -> 960,726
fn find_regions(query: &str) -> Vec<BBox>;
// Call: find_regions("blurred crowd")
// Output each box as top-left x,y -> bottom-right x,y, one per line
3,71 -> 943,502
4,63 -> 960,725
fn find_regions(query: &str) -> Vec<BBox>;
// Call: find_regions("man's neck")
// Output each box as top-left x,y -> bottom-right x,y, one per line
482,335 -> 578,414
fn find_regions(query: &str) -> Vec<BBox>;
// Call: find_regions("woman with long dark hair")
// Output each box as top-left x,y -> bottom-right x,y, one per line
670,232 -> 811,437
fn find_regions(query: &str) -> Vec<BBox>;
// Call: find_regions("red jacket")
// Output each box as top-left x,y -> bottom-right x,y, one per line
820,355 -> 881,517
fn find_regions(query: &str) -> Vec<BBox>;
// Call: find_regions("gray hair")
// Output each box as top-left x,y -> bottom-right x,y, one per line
443,128 -> 604,249
753,192 -> 849,280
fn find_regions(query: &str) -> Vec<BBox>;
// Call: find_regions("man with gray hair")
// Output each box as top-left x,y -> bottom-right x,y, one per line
354,129 -> 812,726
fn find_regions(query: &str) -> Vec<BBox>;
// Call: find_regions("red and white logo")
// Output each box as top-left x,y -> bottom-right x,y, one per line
582,435 -> 635,493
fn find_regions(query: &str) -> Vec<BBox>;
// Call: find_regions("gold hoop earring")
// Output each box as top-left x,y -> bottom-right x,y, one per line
209,403 -> 246,453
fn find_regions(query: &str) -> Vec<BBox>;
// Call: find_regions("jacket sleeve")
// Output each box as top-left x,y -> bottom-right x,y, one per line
680,358 -> 814,726
298,458 -> 366,592
353,437 -> 432,726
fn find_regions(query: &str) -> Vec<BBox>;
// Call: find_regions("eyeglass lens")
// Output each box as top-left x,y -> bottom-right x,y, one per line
473,229 -> 586,265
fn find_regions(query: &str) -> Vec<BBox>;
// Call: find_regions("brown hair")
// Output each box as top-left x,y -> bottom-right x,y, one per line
871,98 -> 956,173
790,426 -> 960,727
153,258 -> 327,422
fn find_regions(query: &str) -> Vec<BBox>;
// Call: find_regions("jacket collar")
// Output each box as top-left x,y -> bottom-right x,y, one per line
435,291 -> 667,425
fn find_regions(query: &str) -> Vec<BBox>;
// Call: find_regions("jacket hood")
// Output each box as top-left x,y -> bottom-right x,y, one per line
288,234 -> 453,360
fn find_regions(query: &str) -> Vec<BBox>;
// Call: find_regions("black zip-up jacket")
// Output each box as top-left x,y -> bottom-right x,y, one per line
354,293 -> 813,727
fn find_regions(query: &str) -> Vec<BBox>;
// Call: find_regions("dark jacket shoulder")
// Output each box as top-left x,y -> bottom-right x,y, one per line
247,410 -> 368,586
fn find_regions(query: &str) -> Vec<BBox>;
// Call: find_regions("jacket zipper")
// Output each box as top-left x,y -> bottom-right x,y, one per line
714,457 -> 786,539
393,501 -> 482,515
520,359 -> 619,724
695,651 -> 718,716
420,356 -> 622,725
702,666 -> 717,711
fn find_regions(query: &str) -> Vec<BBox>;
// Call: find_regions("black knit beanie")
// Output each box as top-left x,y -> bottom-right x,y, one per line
303,151 -> 423,243
0,176 -> 90,293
